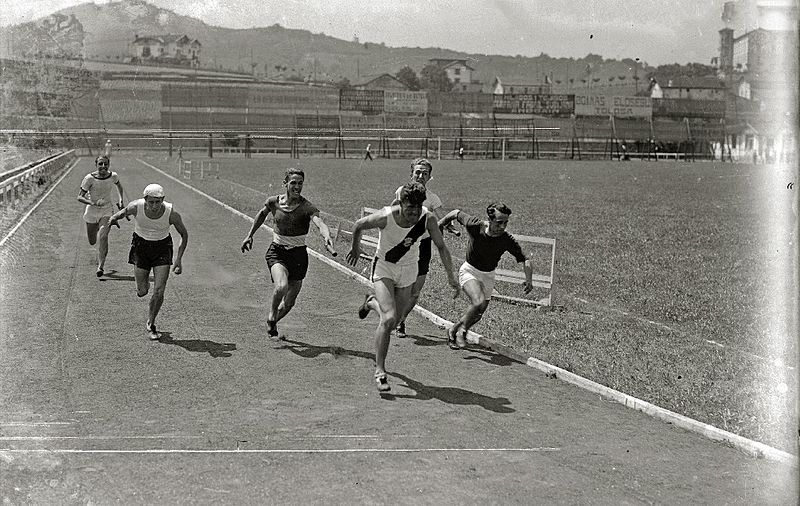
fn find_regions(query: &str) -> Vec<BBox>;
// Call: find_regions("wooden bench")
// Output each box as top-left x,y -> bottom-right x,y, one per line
491,234 -> 556,307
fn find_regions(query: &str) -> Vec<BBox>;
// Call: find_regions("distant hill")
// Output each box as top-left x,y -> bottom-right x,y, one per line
2,0 -> 659,93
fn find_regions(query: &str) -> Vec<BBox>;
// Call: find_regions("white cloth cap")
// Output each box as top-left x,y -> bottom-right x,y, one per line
143,184 -> 165,198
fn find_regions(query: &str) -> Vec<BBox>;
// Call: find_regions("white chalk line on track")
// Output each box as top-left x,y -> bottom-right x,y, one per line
1,447 -> 560,454
0,157 -> 79,248
137,158 -> 798,467
0,436 -> 203,441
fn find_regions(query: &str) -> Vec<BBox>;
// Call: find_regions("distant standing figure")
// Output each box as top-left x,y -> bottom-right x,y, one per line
364,143 -> 373,161
458,146 -> 464,161
109,184 -> 189,341
77,155 -> 126,277
103,139 -> 113,158
178,146 -> 183,160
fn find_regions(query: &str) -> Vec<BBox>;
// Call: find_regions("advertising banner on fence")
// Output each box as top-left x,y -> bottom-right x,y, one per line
492,94 -> 575,116
652,98 -> 725,119
384,90 -> 428,114
575,94 -> 652,118
339,89 -> 384,114
248,86 -> 339,112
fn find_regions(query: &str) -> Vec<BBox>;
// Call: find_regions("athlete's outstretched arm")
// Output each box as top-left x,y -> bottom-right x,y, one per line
427,213 -> 459,296
345,211 -> 386,266
169,210 -> 189,275
241,206 -> 269,253
311,214 -> 336,256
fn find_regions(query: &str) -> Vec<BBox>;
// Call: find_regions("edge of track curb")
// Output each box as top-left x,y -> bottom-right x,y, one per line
136,157 -> 798,468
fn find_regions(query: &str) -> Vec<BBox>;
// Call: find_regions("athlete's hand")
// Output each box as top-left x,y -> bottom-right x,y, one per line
241,237 -> 253,253
448,276 -> 460,298
444,224 -> 461,237
109,216 -> 119,228
346,247 -> 361,266
173,263 -> 182,275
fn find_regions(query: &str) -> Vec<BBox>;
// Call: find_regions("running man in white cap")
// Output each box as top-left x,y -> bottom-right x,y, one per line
110,183 -> 189,340
77,155 -> 126,277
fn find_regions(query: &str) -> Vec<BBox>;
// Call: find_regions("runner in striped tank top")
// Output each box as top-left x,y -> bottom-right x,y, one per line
346,182 -> 458,392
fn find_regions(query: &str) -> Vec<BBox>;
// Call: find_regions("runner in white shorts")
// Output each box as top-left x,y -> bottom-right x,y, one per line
346,182 -> 458,392
77,155 -> 125,277
390,158 -> 460,338
438,203 -> 533,349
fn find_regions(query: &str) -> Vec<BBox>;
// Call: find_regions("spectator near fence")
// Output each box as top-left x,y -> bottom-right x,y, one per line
364,143 -> 373,161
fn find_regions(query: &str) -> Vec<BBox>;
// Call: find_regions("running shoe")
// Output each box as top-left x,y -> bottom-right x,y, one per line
447,327 -> 459,350
266,320 -> 279,338
96,267 -> 104,278
374,371 -> 391,392
395,321 -> 406,338
456,329 -> 468,349
146,322 -> 159,340
358,294 -> 374,319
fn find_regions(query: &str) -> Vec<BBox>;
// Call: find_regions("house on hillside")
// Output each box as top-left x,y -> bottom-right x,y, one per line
658,77 -> 727,100
492,77 -> 551,95
130,34 -> 201,66
428,58 -> 482,92
355,74 -> 409,90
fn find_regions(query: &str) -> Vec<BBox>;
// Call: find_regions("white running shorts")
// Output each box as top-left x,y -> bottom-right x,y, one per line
458,261 -> 495,301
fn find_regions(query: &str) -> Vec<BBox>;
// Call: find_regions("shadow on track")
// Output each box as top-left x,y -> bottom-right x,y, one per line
97,269 -> 136,282
156,331 -> 237,358
385,371 -> 516,413
278,337 -> 514,413
278,337 -> 375,362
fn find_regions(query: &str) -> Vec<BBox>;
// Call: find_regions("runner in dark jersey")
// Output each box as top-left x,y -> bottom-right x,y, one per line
438,203 -> 533,349
241,168 -> 336,339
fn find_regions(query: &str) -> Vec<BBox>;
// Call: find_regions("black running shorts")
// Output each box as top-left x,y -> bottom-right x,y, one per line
265,243 -> 309,281
128,233 -> 173,270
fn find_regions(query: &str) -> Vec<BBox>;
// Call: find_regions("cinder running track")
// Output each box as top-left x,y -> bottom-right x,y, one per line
0,155 -> 795,504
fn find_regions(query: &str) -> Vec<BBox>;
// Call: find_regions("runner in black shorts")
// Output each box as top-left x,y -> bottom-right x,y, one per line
241,168 -> 336,339
110,183 -> 189,341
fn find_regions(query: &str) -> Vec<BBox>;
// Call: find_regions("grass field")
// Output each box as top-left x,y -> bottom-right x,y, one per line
134,153 -> 800,452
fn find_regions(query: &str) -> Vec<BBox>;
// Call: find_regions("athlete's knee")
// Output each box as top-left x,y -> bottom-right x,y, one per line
381,311 -> 398,330
152,284 -> 166,299
282,297 -> 297,311
273,281 -> 290,296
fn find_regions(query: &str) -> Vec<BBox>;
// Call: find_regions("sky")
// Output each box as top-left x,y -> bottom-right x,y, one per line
1,0 -> 765,66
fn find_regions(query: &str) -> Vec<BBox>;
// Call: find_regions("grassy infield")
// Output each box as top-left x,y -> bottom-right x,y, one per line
144,153 -> 797,453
